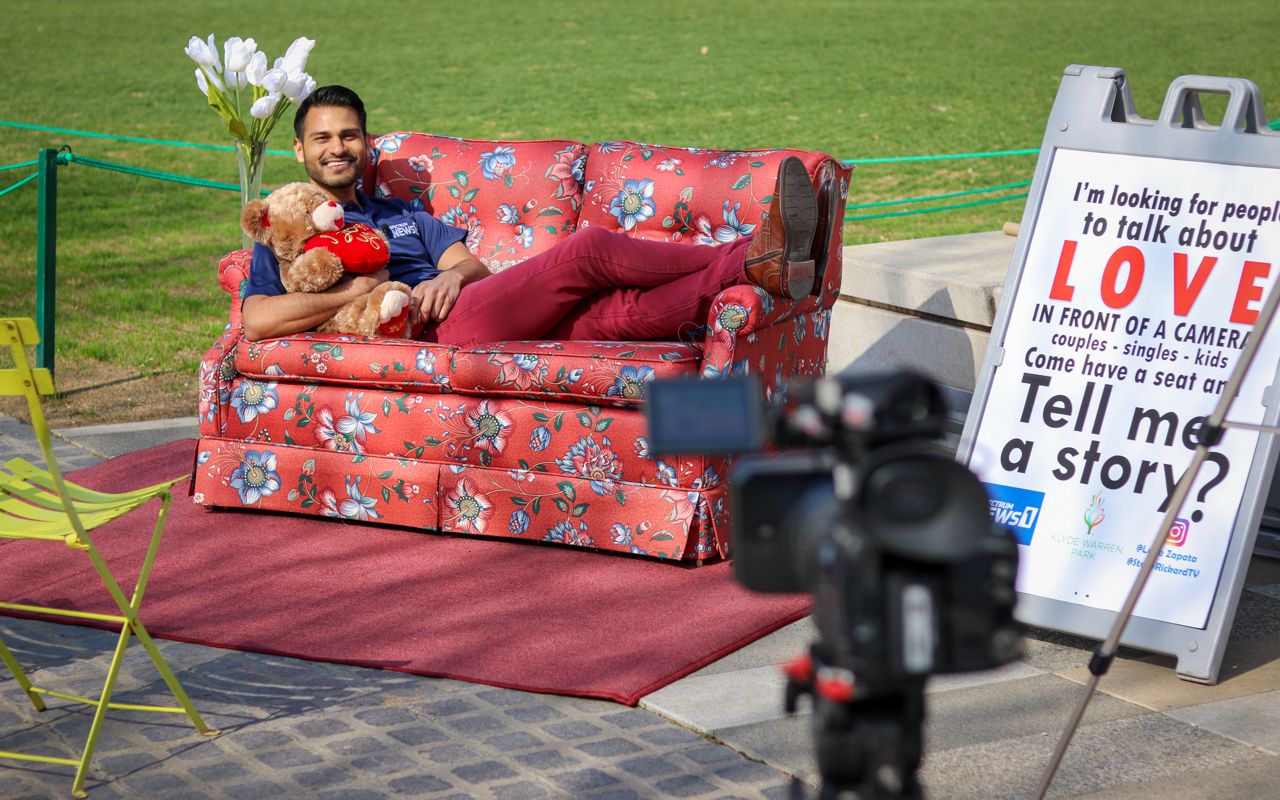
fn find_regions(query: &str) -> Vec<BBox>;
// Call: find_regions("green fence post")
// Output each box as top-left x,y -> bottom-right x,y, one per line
35,148 -> 57,374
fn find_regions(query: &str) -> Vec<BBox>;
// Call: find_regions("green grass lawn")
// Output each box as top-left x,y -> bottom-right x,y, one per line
1,0 -> 1278,385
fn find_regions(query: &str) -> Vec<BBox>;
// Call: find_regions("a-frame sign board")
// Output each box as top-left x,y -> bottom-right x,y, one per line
958,65 -> 1280,684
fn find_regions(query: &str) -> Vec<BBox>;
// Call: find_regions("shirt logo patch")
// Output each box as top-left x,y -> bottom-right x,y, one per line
385,220 -> 419,238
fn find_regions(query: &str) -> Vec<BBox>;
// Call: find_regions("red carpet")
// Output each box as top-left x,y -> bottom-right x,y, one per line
0,439 -> 809,705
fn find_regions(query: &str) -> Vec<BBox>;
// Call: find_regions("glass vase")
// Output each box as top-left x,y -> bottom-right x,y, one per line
235,139 -> 267,250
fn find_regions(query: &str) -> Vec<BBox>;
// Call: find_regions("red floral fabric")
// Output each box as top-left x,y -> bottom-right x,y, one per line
577,142 -> 823,244
193,438 -> 727,560
195,137 -> 847,562
234,334 -> 457,391
212,379 -> 727,488
367,133 -> 588,272
230,335 -> 702,407
450,340 -> 702,404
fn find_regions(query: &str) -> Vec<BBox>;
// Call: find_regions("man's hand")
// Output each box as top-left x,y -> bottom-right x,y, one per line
412,269 -> 466,323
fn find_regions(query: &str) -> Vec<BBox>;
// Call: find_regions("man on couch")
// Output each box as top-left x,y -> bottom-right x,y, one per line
242,85 -> 836,346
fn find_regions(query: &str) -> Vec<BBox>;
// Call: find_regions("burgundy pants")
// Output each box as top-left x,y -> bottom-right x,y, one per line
426,226 -> 752,346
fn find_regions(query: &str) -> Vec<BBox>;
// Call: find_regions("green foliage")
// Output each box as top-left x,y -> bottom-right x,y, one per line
1,0 -> 1278,377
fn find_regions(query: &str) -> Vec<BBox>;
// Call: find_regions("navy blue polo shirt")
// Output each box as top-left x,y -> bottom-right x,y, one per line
244,190 -> 468,298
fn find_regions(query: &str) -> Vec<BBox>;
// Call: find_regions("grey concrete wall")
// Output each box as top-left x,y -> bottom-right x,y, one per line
827,231 -> 1016,395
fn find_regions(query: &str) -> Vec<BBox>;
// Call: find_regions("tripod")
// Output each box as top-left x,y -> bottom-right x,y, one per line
784,647 -> 927,800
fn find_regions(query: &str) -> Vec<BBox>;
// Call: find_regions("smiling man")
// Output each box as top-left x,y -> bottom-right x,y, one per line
241,85 -> 835,346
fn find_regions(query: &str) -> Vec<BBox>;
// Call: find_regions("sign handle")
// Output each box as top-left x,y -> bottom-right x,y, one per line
1157,75 -> 1269,133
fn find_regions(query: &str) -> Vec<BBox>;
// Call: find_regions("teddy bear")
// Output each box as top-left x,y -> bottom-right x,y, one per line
240,182 -> 414,338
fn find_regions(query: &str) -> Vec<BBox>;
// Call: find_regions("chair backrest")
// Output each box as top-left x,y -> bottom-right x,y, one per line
0,317 -> 86,543
0,318 -> 55,399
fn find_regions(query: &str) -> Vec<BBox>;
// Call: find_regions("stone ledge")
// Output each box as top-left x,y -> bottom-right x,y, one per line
828,230 -> 1016,393
838,230 -> 1015,329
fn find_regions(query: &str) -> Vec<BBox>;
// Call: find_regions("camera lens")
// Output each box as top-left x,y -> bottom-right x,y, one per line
866,460 -> 944,522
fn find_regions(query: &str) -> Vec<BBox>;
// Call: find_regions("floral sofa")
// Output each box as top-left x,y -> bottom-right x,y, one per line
193,134 -> 851,562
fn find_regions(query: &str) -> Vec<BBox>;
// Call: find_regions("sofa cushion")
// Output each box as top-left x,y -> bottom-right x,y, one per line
367,133 -> 588,272
233,335 -> 704,407
450,340 -> 703,406
576,142 -> 830,245
235,333 -> 457,391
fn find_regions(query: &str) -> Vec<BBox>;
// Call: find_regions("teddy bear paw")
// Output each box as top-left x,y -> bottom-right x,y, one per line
377,290 -> 413,337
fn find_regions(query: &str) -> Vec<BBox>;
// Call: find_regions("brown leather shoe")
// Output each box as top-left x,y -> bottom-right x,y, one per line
807,160 -> 841,297
744,156 -> 817,299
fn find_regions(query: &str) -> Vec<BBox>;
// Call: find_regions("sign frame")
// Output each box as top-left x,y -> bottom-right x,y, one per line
957,65 -> 1280,684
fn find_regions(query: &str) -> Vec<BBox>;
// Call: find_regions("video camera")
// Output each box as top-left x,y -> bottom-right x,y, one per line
646,370 -> 1022,799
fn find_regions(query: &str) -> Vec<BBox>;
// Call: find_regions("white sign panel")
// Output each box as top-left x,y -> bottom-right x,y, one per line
969,147 -> 1280,629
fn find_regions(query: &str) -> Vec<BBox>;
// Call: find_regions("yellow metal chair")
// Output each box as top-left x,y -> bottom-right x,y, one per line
0,317 -> 217,797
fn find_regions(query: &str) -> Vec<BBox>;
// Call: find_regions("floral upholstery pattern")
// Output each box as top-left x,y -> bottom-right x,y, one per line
577,142 -> 821,243
367,133 -> 588,273
195,136 -> 852,561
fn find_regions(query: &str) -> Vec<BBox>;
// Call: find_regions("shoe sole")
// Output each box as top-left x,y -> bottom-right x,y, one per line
776,156 -> 819,264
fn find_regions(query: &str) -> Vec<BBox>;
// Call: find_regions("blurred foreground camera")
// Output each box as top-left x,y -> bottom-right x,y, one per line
646,371 -> 1021,800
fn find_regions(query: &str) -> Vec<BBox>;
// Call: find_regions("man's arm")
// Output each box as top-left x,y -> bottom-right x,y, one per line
242,270 -> 391,341
411,241 -> 491,322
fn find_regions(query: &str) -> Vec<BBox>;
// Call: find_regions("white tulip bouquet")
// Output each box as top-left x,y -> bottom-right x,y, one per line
184,34 -> 318,234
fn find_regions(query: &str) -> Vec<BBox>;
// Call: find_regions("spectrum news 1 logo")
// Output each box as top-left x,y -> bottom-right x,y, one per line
983,483 -> 1045,546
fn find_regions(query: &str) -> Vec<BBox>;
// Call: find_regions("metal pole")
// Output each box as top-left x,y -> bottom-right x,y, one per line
35,147 -> 58,375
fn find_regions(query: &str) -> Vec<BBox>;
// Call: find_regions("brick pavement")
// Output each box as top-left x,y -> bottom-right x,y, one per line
0,618 -> 797,799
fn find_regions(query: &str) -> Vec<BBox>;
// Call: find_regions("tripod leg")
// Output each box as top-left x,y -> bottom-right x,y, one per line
813,683 -> 926,800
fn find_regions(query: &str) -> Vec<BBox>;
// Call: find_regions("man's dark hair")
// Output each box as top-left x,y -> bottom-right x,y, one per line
293,84 -> 367,138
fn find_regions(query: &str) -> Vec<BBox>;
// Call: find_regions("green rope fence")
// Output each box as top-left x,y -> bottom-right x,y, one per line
847,191 -> 1032,221
0,173 -> 37,198
0,120 -> 293,156
844,148 -> 1038,165
57,152 -> 263,194
2,116 -> 1277,374
2,116 -> 1278,220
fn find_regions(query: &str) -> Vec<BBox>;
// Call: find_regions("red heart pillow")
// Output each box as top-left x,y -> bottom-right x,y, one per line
302,222 -> 389,274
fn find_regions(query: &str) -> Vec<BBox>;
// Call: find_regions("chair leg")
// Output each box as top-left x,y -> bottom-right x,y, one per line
82,498 -> 217,736
0,633 -> 46,712
70,621 -> 134,800
128,621 -> 215,734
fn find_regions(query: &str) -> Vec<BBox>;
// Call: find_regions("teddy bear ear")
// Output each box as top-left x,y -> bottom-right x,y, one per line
240,200 -> 272,244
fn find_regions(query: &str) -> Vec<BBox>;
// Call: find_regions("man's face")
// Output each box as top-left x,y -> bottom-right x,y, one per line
294,105 -> 368,199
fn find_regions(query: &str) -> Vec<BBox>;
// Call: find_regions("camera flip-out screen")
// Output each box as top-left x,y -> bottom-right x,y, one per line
645,376 -> 768,455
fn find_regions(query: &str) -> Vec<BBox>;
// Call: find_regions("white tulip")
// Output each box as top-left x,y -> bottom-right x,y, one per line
206,34 -> 223,72
245,51 -> 268,86
184,35 -> 217,69
280,36 -> 315,74
195,67 -> 209,95
228,70 -> 248,90
250,93 -> 282,119
262,68 -> 288,94
299,74 -> 317,102
282,71 -> 311,102
223,36 -> 257,73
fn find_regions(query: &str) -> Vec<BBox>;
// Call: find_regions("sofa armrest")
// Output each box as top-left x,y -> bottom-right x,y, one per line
218,249 -> 252,330
197,249 -> 251,437
699,284 -> 832,399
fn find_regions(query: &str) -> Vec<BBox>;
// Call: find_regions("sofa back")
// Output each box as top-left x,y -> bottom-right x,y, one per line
367,134 -> 588,272
576,142 -> 831,246
366,133 -> 848,293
